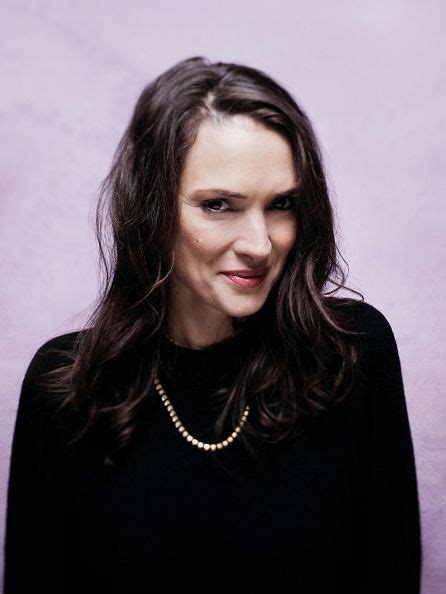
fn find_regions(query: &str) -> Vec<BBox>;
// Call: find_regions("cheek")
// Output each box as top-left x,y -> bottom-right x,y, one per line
176,224 -> 221,267
185,216 -> 226,250
272,220 -> 297,253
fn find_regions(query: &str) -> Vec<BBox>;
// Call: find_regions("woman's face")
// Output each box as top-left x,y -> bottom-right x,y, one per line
169,114 -> 298,330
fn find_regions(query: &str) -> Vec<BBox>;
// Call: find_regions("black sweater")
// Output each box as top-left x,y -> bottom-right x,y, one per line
3,301 -> 422,593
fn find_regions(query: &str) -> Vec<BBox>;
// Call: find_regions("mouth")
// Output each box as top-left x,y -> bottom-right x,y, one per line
221,272 -> 268,288
220,267 -> 270,278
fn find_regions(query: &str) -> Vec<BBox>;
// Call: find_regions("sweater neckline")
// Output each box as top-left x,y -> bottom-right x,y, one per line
157,324 -> 251,388
161,327 -> 248,356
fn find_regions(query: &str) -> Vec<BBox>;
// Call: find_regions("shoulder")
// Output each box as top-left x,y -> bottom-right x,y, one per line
335,298 -> 398,346
15,331 -> 86,446
19,331 -> 84,419
336,300 -> 402,381
23,330 -> 83,383
326,298 -> 401,375
31,330 -> 82,361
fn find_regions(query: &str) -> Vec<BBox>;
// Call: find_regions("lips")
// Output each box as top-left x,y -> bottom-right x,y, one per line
221,272 -> 268,288
221,268 -> 269,278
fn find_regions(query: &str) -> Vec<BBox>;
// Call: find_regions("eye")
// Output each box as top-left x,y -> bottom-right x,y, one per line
202,199 -> 231,214
274,195 -> 298,211
202,196 -> 298,215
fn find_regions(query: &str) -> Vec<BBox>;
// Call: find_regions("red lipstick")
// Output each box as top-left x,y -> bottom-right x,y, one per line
221,268 -> 269,288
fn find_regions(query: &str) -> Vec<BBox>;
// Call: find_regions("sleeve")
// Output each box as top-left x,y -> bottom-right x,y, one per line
354,306 -> 422,593
3,342 -> 70,593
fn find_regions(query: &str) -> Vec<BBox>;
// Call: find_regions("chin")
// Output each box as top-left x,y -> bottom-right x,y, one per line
221,299 -> 267,318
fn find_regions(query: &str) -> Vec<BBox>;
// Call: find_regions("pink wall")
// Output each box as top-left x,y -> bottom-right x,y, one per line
1,1 -> 444,591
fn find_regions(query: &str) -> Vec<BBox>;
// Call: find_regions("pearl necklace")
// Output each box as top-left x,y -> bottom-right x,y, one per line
156,332 -> 250,451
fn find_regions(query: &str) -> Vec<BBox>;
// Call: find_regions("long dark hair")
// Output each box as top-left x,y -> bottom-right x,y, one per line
32,56 -> 365,466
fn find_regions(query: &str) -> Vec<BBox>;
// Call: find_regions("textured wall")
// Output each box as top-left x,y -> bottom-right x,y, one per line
1,1 -> 444,591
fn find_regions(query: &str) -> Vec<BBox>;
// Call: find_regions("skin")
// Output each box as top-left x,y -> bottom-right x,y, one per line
167,114 -> 298,349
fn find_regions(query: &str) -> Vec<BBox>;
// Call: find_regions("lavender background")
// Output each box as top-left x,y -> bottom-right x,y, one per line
1,1 -> 444,591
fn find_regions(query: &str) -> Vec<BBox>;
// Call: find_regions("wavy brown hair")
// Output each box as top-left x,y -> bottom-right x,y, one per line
32,56 -> 365,467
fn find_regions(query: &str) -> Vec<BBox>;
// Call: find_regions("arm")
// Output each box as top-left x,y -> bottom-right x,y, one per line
3,340 -> 71,593
355,306 -> 422,593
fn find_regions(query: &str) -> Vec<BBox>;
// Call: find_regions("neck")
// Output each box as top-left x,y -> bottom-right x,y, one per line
165,326 -> 241,350
165,313 -> 249,351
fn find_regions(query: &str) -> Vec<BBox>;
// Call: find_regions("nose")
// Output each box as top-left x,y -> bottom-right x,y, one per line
232,213 -> 272,259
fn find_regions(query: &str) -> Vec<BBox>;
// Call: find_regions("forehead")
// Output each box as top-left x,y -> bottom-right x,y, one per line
180,115 -> 296,195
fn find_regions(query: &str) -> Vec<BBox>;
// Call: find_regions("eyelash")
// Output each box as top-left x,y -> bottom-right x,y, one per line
201,196 -> 298,215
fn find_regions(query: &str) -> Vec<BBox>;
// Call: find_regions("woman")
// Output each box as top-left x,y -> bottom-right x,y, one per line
3,57 -> 422,593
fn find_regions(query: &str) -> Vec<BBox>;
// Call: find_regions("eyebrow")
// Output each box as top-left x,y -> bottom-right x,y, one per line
191,186 -> 299,199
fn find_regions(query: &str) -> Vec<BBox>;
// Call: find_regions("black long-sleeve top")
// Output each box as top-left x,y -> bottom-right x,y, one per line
3,301 -> 422,593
